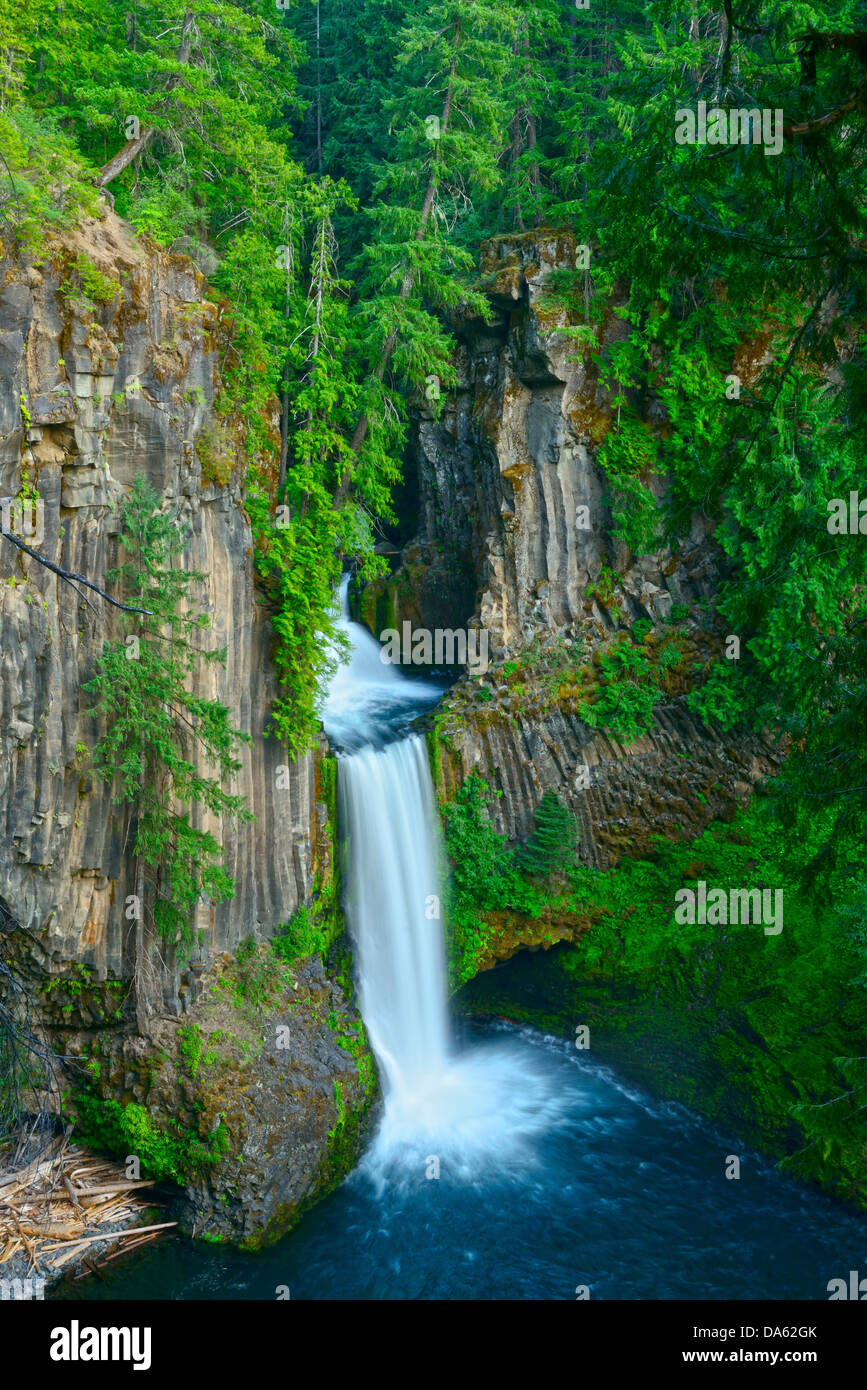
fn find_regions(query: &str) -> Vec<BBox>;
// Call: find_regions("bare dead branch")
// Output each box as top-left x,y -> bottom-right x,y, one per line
0,525 -> 152,615
98,127 -> 156,188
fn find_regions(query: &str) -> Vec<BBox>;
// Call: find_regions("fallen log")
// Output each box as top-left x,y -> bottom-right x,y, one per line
0,1137 -> 64,1196
17,1218 -> 85,1240
72,1181 -> 157,1198
48,1221 -> 177,1255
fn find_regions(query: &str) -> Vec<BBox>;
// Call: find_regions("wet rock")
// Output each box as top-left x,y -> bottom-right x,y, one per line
365,229 -> 718,657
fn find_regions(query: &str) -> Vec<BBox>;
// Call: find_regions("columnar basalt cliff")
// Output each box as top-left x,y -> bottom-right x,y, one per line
0,209 -> 316,1007
360,230 -> 778,862
0,207 -> 374,1250
430,702 -> 776,870
362,232 -> 716,650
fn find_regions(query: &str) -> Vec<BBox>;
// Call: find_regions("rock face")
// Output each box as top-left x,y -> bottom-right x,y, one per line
0,207 -> 375,1250
430,703 -> 778,870
0,208 -> 319,1012
64,948 -> 375,1250
369,229 -> 718,656
364,229 -> 779,861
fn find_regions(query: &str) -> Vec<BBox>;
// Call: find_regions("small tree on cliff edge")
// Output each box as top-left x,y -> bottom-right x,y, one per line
86,477 -> 253,1034
518,790 -> 579,879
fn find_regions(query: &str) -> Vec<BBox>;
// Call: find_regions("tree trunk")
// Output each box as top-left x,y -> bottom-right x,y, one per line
509,117 -> 524,230
509,39 -> 524,232
523,33 -> 541,225
315,0 -> 323,175
98,11 -> 194,188
98,128 -> 155,188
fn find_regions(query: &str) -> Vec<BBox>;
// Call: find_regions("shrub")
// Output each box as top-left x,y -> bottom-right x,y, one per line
271,905 -> 330,964
71,1092 -> 229,1183
579,640 -> 661,741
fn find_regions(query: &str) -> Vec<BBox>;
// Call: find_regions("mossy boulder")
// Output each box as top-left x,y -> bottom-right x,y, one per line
63,945 -> 378,1249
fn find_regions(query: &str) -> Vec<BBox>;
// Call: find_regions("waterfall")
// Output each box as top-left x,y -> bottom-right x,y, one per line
338,736 -> 450,1101
321,575 -> 566,1177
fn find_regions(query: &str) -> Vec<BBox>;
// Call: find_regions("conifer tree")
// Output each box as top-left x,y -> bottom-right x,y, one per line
335,0 -> 530,501
518,791 -> 580,877
87,478 -> 253,1032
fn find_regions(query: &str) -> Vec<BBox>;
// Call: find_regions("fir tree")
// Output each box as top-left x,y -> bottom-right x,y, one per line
335,0 -> 530,500
86,478 -> 253,1032
518,791 -> 580,877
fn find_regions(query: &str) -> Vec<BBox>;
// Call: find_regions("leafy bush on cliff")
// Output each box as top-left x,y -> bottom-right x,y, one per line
579,640 -> 662,741
271,906 -> 331,965
441,776 -> 570,985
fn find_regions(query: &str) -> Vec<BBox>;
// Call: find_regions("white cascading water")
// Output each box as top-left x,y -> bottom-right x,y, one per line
338,738 -> 450,1103
322,576 -> 568,1181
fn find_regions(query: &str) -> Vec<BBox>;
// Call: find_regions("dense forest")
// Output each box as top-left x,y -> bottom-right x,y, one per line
2,0 -> 862,764
0,0 -> 865,1303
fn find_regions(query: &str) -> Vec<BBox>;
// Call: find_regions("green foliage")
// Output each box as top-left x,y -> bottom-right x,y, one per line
441,774 -> 562,985
271,905 -> 331,965
0,0 -> 399,758
579,638 -> 662,741
177,1024 -> 204,1080
598,413 -> 661,555
511,631 -> 586,700
656,638 -> 682,671
229,937 -> 287,1009
72,1091 -> 229,1184
196,421 -> 235,489
543,0 -> 866,878
327,1001 -> 377,1101
86,477 -> 253,950
331,1078 -> 346,1129
585,563 -> 620,609
61,252 -> 118,309
0,105 -> 100,249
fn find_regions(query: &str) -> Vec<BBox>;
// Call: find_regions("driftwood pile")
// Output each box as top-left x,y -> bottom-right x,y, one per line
0,1133 -> 175,1282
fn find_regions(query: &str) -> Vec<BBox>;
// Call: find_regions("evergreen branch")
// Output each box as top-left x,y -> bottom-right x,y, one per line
334,19 -> 463,507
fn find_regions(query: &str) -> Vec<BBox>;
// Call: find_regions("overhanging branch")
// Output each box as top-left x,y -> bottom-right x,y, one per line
0,523 -> 152,615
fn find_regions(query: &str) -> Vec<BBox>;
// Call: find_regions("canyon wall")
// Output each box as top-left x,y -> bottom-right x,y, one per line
363,230 -> 778,860
0,207 -> 319,1012
0,206 -> 374,1249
